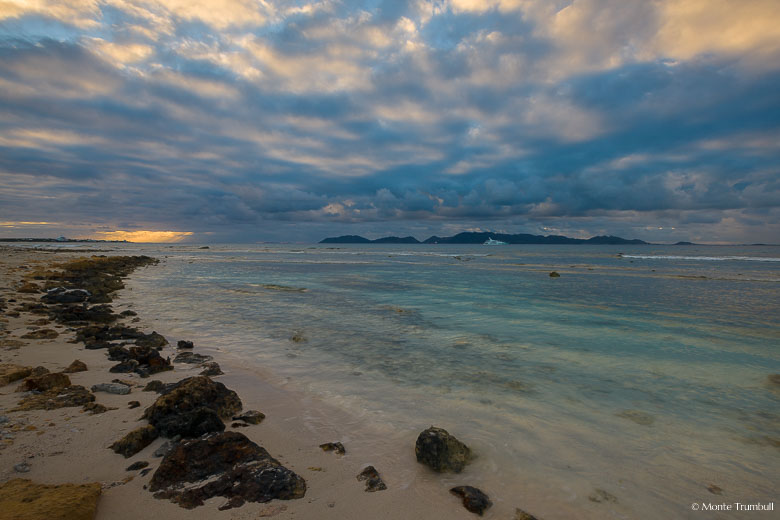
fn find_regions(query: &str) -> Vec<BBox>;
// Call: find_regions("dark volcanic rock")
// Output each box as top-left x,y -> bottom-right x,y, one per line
199,362 -> 223,376
42,287 -> 90,304
143,376 -> 242,438
177,340 -> 194,349
415,426 -> 472,473
50,304 -> 117,324
149,431 -> 306,509
111,425 -> 159,458
356,466 -> 386,492
319,442 -> 345,455
136,331 -> 168,350
63,359 -> 88,373
173,352 -> 213,364
120,310 -> 137,317
450,486 -> 492,515
232,410 -> 265,425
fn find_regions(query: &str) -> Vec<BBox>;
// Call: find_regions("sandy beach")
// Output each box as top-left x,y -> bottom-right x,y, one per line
0,245 -> 544,520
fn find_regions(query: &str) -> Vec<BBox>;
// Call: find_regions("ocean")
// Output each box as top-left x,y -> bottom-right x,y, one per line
113,243 -> 778,518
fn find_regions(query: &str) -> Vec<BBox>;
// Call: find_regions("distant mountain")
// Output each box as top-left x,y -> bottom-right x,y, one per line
321,232 -> 648,245
674,241 -> 695,245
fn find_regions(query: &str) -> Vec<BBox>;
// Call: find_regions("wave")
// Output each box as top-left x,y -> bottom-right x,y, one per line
621,255 -> 780,262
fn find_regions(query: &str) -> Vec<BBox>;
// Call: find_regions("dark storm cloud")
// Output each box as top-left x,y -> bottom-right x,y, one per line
0,1 -> 778,243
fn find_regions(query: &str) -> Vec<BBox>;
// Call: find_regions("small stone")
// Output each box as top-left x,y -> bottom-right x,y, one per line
415,426 -> 472,473
91,383 -> 131,395
111,425 -> 158,458
13,462 -> 30,473
83,402 -> 111,414
549,271 -> 560,278
232,410 -> 265,425
140,468 -> 153,477
64,360 -> 88,373
143,380 -> 165,393
319,442 -> 345,455
356,466 -> 386,492
126,461 -> 149,471
450,486 -> 492,516
173,352 -> 213,364
120,310 -> 137,317
128,401 -> 141,409
707,484 -> 723,495
176,340 -> 194,349
200,361 -> 224,376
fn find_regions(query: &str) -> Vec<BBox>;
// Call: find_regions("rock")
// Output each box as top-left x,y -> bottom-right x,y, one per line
49,304 -> 117,324
0,478 -> 101,520
126,461 -> 149,471
232,422 -> 249,428
149,431 -> 306,509
63,360 -> 87,373
17,282 -> 41,294
128,401 -> 141,409
356,466 -> 386,492
111,425 -> 159,458
17,372 -> 71,392
707,484 -> 723,495
615,409 -> 655,426
12,385 -> 95,411
153,441 -> 174,458
415,426 -> 472,473
173,352 -> 213,364
199,362 -> 223,376
0,363 -> 32,386
109,359 -> 139,373
143,376 -> 242,438
143,380 -> 166,393
232,410 -> 265,425
91,383 -> 131,395
83,402 -> 111,414
549,271 -> 560,278
29,366 -> 50,377
14,462 -> 31,473
41,287 -> 91,304
588,488 -> 618,503
119,310 -> 137,317
319,442 -> 345,455
450,486 -> 492,516
177,340 -> 194,349
20,329 -> 59,340
135,331 -> 168,349
514,507 -> 540,520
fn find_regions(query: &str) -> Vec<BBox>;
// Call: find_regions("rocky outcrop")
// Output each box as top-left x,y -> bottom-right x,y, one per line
0,478 -> 101,520
143,376 -> 242,438
41,287 -> 90,304
108,345 -> 172,377
149,431 -> 306,509
356,466 -> 386,492
450,486 -> 492,515
111,425 -> 159,458
0,364 -> 32,387
415,426 -> 472,473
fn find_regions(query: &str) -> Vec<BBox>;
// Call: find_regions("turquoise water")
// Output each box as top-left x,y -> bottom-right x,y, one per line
119,243 -> 779,518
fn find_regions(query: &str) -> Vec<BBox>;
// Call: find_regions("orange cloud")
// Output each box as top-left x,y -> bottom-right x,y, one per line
93,230 -> 193,243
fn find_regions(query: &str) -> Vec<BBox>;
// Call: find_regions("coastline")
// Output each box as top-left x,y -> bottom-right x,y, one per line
0,246 -> 535,519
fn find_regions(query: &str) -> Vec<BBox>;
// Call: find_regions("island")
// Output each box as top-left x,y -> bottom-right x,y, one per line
320,232 -> 649,245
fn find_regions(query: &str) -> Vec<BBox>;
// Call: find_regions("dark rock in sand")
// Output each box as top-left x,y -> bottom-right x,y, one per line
109,359 -> 139,374
17,372 -> 71,392
514,507 -> 540,520
128,401 -> 141,409
450,486 -> 492,516
111,425 -> 159,458
143,376 -> 242,438
42,287 -> 90,304
232,410 -> 265,425
20,329 -> 59,340
319,442 -> 345,455
199,362 -> 223,376
135,331 -> 168,350
356,466 -> 386,492
13,385 -> 94,411
63,360 -> 88,373
120,310 -> 137,317
173,352 -> 213,364
83,402 -> 111,414
29,366 -> 50,377
91,383 -> 131,395
177,340 -> 194,349
149,431 -> 306,509
707,484 -> 723,495
415,426 -> 472,473
49,304 -> 117,324
126,461 -> 149,471
143,380 -> 166,393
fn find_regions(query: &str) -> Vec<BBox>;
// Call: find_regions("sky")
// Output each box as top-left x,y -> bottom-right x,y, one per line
0,0 -> 778,244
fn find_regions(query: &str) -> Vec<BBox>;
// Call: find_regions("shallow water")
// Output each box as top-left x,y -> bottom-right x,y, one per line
117,243 -> 779,518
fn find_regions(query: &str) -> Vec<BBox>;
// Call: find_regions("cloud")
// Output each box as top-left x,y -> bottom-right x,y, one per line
0,1 -> 777,244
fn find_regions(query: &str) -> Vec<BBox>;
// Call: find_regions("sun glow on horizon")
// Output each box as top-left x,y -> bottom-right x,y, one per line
92,230 -> 194,243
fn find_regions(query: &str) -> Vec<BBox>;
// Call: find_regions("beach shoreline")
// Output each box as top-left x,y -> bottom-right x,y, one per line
0,246 -> 535,520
